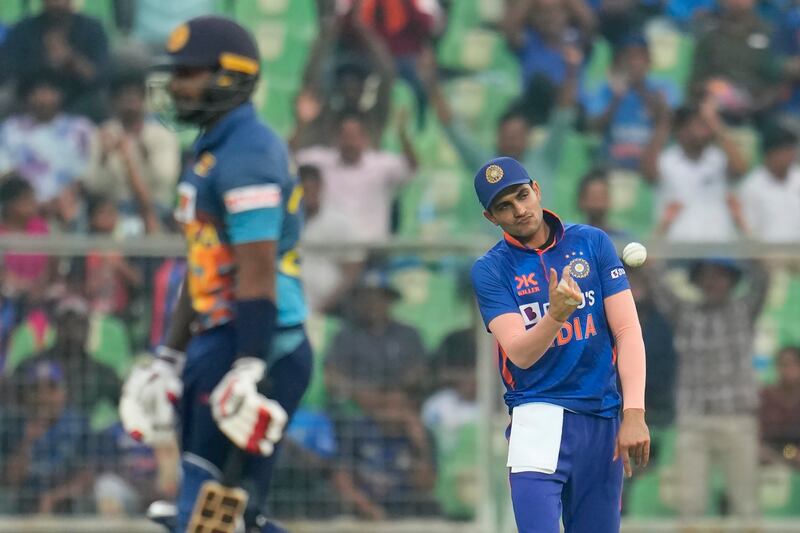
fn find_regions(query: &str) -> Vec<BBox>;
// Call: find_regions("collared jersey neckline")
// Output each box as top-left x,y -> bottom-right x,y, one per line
503,209 -> 565,253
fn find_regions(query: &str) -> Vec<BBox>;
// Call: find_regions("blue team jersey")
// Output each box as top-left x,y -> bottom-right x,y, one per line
471,211 -> 629,418
174,103 -> 306,330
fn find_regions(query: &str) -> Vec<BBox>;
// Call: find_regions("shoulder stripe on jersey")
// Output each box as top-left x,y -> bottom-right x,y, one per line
498,345 -> 516,390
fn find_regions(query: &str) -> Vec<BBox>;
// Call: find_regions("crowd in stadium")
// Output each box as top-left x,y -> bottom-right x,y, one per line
0,0 -> 798,524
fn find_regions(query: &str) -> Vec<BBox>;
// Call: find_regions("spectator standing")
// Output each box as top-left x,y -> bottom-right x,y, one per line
342,0 -> 441,127
87,73 -> 180,235
760,346 -> 800,469
584,34 -> 680,172
299,164 -> 366,314
502,0 -> 594,114
0,74 -> 94,221
738,123 -> 800,242
295,113 -> 417,241
292,9 -> 395,150
1,0 -> 110,122
640,102 -> 748,242
689,0 -> 777,120
638,259 -> 768,518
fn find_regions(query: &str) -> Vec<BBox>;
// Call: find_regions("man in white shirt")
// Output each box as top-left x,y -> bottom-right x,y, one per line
87,74 -> 180,234
0,75 -> 95,207
299,164 -> 367,314
739,124 -> 800,243
295,112 -> 417,242
640,101 -> 748,242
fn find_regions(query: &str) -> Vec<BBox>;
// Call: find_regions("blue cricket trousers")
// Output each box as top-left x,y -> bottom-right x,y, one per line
175,323 -> 312,532
509,410 -> 623,533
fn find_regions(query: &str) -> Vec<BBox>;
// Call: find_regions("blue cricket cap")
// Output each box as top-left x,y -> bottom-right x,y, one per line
474,157 -> 532,210
24,359 -> 65,385
156,16 -> 260,75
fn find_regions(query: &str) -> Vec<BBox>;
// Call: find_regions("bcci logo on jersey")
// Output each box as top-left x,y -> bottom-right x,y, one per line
519,290 -> 596,328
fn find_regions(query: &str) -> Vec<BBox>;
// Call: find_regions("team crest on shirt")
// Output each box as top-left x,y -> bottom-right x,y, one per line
193,152 -> 216,177
166,24 -> 190,53
569,258 -> 591,279
485,164 -> 504,184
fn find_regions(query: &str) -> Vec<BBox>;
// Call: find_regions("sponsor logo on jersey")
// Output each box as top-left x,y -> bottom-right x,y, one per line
518,290 -> 596,327
175,182 -> 197,223
610,267 -> 626,279
193,152 -> 216,177
223,184 -> 282,213
515,272 -> 540,296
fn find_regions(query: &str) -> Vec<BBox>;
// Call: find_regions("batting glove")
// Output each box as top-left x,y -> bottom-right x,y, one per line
210,357 -> 288,456
119,346 -> 184,445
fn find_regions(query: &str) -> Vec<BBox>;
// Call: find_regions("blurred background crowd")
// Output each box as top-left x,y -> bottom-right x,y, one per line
0,0 -> 799,527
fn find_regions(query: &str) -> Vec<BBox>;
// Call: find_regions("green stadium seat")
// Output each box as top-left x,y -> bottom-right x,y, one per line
87,314 -> 133,378
234,0 -> 317,41
5,311 -> 132,378
432,422 -> 479,520
553,131 -> 594,221
4,311 -> 55,375
0,0 -> 29,24
625,470 -> 676,517
777,276 -> 800,347
392,268 -> 472,351
258,78 -> 299,136
646,19 -> 695,99
762,467 -> 800,517
606,169 -> 656,239
300,313 -> 343,412
584,39 -> 612,94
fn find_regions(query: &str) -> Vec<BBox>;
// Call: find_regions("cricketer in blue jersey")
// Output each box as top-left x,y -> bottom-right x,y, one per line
471,157 -> 649,533
118,16 -> 310,533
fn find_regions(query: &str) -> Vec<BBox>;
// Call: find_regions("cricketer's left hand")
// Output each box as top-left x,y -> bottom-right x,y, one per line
614,408 -> 650,478
210,357 -> 288,456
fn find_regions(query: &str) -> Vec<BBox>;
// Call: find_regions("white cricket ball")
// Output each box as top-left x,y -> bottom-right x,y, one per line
622,242 -> 647,267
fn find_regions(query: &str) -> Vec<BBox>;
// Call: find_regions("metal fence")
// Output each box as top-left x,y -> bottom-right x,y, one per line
0,237 -> 799,532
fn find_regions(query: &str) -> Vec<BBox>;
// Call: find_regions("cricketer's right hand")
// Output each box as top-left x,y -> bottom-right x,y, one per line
548,265 -> 583,322
119,347 -> 184,445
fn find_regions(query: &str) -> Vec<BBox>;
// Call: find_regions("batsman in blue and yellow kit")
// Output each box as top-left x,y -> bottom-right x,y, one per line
118,16 -> 310,533
471,157 -> 650,532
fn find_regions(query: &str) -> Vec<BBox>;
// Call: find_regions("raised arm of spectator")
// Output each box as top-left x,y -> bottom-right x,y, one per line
416,48 -> 488,171
417,47 -> 452,125
540,44 -> 582,173
301,13 -> 340,94
288,90 -> 323,153
396,107 -> 418,171
352,11 -> 396,141
502,0 -> 535,51
701,99 -> 748,180
639,101 -> 672,184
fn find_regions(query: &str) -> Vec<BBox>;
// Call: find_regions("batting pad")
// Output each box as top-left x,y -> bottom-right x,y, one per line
187,480 -> 249,533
